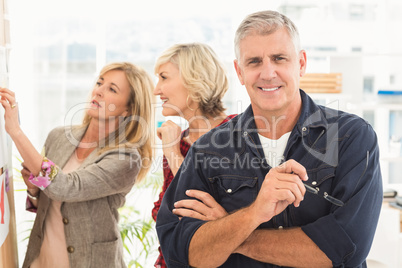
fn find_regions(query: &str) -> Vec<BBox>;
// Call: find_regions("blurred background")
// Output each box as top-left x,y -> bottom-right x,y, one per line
3,0 -> 402,267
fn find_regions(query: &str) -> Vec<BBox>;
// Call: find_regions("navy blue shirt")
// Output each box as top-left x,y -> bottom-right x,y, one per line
156,90 -> 383,268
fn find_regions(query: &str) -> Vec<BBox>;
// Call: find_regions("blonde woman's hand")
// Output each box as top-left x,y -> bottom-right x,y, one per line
156,120 -> 184,175
157,120 -> 181,150
0,87 -> 21,137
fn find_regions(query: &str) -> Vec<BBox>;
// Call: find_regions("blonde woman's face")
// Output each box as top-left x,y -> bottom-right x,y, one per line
88,70 -> 131,122
154,62 -> 192,117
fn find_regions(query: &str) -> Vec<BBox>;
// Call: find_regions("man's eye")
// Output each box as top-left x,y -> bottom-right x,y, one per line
248,59 -> 260,65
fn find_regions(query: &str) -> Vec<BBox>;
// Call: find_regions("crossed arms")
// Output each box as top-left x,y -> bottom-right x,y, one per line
157,122 -> 383,267
173,160 -> 331,268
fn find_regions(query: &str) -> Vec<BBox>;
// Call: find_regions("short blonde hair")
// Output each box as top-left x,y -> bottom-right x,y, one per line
83,62 -> 154,182
154,43 -> 228,117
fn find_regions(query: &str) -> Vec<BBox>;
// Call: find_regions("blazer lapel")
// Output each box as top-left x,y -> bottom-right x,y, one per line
46,126 -> 88,169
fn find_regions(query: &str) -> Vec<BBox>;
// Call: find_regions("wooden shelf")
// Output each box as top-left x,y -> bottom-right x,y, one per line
301,73 -> 342,93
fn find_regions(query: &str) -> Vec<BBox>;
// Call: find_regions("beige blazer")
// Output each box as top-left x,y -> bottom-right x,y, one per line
22,126 -> 141,268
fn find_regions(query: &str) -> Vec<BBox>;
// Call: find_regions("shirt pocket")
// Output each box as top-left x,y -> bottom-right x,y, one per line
209,175 -> 258,213
290,166 -> 337,226
306,165 -> 336,191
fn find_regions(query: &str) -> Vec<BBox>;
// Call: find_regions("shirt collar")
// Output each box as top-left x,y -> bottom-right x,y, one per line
296,89 -> 334,137
235,89 -> 331,140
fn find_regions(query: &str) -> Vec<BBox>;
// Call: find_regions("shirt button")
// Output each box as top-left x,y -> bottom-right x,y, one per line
226,189 -> 232,193
312,181 -> 317,185
243,131 -> 248,137
62,218 -> 69,225
67,246 -> 75,253
302,127 -> 307,132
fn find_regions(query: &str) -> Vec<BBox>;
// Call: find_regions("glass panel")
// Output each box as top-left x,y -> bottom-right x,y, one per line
389,111 -> 402,157
388,162 -> 402,184
363,110 -> 375,128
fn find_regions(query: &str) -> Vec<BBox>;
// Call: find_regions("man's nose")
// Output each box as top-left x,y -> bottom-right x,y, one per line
260,60 -> 277,80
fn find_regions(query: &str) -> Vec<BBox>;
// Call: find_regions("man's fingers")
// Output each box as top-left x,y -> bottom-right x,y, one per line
173,196 -> 209,220
263,168 -> 307,209
273,179 -> 305,206
185,190 -> 218,208
174,199 -> 209,215
174,193 -> 228,221
276,159 -> 308,181
173,208 -> 205,220
274,173 -> 306,196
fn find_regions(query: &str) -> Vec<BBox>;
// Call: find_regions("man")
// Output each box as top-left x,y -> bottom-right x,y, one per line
156,10 -> 382,268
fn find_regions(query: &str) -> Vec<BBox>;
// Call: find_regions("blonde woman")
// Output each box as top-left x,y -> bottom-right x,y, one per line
0,62 -> 154,268
152,43 -> 236,268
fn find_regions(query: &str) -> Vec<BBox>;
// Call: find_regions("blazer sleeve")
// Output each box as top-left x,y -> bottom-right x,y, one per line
42,147 -> 141,202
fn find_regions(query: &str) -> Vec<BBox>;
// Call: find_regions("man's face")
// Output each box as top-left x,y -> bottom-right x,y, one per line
234,28 -> 307,118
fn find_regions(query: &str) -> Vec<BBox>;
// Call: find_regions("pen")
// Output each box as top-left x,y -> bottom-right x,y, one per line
303,183 -> 318,194
304,183 -> 345,207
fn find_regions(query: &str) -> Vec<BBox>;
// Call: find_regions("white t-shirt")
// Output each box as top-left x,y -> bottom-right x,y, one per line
258,132 -> 291,168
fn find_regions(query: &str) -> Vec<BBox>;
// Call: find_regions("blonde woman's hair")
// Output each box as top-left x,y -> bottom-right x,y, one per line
83,62 -> 154,182
154,43 -> 228,117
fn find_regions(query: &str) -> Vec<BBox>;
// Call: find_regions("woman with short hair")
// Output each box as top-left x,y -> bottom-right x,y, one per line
152,43 -> 236,268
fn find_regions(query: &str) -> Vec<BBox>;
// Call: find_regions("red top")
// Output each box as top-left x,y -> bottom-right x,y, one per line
152,114 -> 237,268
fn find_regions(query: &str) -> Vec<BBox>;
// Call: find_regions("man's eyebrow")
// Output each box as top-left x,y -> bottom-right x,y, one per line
271,53 -> 286,58
244,56 -> 261,63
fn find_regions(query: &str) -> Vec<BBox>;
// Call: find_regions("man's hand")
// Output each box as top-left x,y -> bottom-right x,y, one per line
251,159 -> 308,224
173,190 -> 228,221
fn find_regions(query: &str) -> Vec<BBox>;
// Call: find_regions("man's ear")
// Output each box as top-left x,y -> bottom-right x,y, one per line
299,50 -> 307,77
234,59 -> 245,85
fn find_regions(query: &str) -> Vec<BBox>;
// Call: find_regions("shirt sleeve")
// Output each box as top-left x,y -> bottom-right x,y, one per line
301,122 -> 383,267
152,156 -> 174,222
41,148 -> 141,202
156,146 -> 208,267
